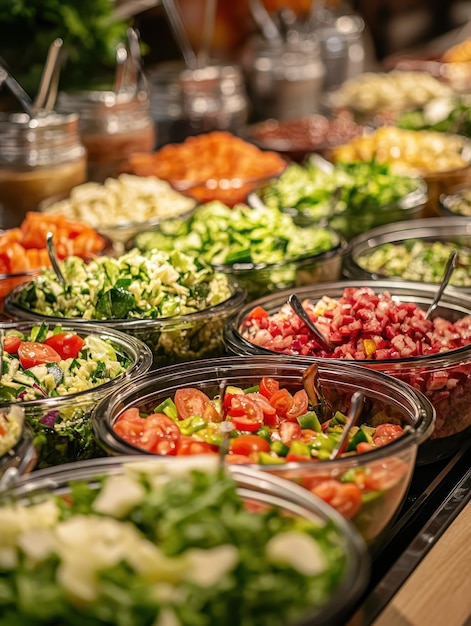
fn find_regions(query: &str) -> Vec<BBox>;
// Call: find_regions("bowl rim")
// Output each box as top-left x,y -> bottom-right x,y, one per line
91,354 -> 435,462
0,320 -> 153,409
227,279 -> 471,367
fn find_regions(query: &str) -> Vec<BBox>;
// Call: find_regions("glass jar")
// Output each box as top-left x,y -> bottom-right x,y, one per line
148,62 -> 249,148
0,111 -> 86,229
58,90 -> 155,183
243,37 -> 326,121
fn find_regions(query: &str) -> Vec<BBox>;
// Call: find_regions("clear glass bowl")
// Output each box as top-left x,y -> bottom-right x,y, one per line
0,320 -> 152,469
91,356 -> 434,544
438,184 -> 471,218
224,280 -> 471,461
0,421 -> 38,479
4,276 -> 246,367
342,217 -> 471,293
0,455 -> 369,626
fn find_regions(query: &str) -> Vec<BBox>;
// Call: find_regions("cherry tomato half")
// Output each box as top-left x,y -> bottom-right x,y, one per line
230,434 -> 270,457
285,389 -> 309,420
269,388 -> 294,418
227,396 -> 263,432
175,388 -> 211,420
177,436 -> 218,456
140,413 -> 181,455
372,423 -> 404,447
45,332 -> 84,359
17,341 -> 62,369
311,479 -> 363,519
259,376 -> 280,399
3,335 -> 21,354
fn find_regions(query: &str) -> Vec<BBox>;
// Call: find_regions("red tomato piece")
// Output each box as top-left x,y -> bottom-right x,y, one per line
227,395 -> 263,432
245,392 -> 278,426
45,332 -> 85,359
176,436 -> 218,456
311,479 -> 363,519
3,335 -> 21,354
285,389 -> 309,420
372,423 -> 404,447
279,421 -> 302,444
259,376 -> 280,399
139,413 -> 181,455
230,434 -> 270,457
363,458 -> 409,491
17,341 -> 62,369
246,306 -> 269,322
174,388 -> 211,420
225,453 -> 254,464
269,388 -> 294,418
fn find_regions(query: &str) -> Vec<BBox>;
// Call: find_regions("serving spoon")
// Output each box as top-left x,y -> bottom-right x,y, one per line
288,293 -> 334,352
424,249 -> 458,320
46,231 -> 66,286
328,390 -> 364,460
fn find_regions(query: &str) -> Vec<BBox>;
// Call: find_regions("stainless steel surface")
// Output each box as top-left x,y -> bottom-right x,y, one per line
329,390 -> 364,460
46,231 -> 66,286
288,293 -> 334,351
425,250 -> 458,319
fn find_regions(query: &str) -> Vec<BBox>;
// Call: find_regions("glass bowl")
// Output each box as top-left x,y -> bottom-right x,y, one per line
438,184 -> 471,218
342,217 -> 471,293
0,319 -> 152,469
39,174 -> 198,249
127,203 -> 346,301
3,255 -> 246,367
0,455 -> 369,626
224,280 -> 471,461
256,159 -> 428,241
91,356 -> 434,544
0,407 -> 37,479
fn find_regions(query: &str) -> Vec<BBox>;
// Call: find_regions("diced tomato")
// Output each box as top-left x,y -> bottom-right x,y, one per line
174,388 -> 211,419
230,434 -> 270,457
285,389 -> 309,420
259,376 -> 280,399
176,436 -> 218,456
246,306 -> 269,322
269,388 -> 294,418
372,423 -> 404,447
227,396 -> 263,431
310,479 -> 363,519
17,341 -> 62,369
279,421 -> 302,444
44,332 -> 84,359
3,335 -> 21,354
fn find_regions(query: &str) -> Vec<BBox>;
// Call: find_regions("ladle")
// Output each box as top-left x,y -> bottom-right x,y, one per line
46,232 -> 66,286
288,293 -> 334,352
34,38 -> 63,112
328,390 -> 364,460
161,0 -> 198,69
425,249 -> 458,320
0,58 -> 34,116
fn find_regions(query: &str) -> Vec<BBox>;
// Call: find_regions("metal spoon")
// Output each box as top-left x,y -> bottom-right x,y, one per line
161,0 -> 198,69
0,58 -> 34,116
288,293 -> 334,352
329,390 -> 364,460
248,0 -> 283,43
46,232 -> 66,286
33,38 -> 63,112
217,379 -> 231,467
113,42 -> 128,94
425,250 -> 458,320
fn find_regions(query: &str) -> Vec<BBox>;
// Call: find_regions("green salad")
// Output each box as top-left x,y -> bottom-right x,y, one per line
0,323 -> 135,468
0,459 -> 349,626
16,249 -> 232,320
356,240 -> 471,286
259,160 -> 424,240
132,202 -> 340,300
397,97 -> 471,137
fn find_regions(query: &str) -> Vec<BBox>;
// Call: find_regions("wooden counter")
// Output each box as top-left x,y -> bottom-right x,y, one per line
373,501 -> 471,626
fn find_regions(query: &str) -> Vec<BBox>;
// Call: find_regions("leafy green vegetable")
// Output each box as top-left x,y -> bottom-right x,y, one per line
0,0 -> 130,95
0,463 -> 348,625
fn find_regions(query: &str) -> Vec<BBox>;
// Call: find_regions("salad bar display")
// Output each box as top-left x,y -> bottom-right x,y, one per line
2,15 -> 471,624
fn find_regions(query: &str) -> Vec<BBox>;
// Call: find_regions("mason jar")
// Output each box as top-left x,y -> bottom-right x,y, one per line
243,36 -> 326,121
0,111 -> 87,229
148,62 -> 249,148
58,90 -> 155,183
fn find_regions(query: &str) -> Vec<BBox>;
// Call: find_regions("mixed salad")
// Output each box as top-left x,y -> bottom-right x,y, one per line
0,406 -> 24,458
0,459 -> 349,625
132,201 -> 341,299
14,249 -> 233,321
258,159 -> 424,240
111,376 -> 409,531
355,240 -> 471,286
1,323 -> 134,468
